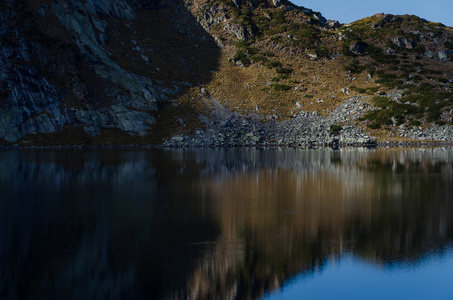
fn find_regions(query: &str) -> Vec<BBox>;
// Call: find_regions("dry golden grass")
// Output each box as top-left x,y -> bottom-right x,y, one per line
184,48 -> 376,119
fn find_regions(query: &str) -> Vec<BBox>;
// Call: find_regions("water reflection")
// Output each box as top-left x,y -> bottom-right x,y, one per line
0,148 -> 452,299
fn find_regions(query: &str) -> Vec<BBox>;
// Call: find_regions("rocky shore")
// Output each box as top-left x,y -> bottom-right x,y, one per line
163,94 -> 453,148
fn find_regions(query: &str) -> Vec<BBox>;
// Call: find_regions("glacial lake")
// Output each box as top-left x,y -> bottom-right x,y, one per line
0,148 -> 452,299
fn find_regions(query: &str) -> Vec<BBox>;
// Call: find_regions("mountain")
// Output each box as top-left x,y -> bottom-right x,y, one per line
1,0 -> 453,146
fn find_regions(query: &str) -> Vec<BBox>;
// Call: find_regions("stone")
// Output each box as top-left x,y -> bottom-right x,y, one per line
307,53 -> 318,60
438,50 -> 449,61
171,136 -> 184,142
424,51 -> 435,59
392,37 -> 414,49
272,0 -> 282,7
349,41 -> 367,55
327,20 -> 340,29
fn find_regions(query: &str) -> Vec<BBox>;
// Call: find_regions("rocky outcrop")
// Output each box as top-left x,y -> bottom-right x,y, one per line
0,0 -> 162,142
349,41 -> 368,55
392,37 -> 415,49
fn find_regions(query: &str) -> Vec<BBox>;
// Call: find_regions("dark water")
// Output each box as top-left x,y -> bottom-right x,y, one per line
0,148 -> 452,299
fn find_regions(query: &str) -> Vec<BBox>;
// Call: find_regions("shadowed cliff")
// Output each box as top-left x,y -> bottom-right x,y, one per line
0,0 -> 220,144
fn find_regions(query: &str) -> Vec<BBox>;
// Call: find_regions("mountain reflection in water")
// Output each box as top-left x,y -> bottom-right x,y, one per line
0,148 -> 452,299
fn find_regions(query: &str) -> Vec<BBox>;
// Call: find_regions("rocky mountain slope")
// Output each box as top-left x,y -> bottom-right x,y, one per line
1,0 -> 453,146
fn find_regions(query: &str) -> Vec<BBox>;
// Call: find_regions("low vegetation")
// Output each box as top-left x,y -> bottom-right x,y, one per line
180,0 -> 453,137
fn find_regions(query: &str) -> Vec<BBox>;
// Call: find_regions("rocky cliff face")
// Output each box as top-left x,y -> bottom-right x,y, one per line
0,0 -> 159,142
0,0 -> 219,144
1,0 -> 453,145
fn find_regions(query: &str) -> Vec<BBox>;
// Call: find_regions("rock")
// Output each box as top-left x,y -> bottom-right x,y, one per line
349,41 -> 367,55
272,0 -> 282,7
438,50 -> 449,61
424,50 -> 435,59
392,37 -> 414,49
223,23 -> 251,41
384,48 -> 396,55
307,53 -> 318,60
171,135 -> 184,142
327,20 -> 340,29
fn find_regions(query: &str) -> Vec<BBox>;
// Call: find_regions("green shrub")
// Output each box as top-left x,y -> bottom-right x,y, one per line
276,67 -> 293,74
315,46 -> 330,58
367,122 -> 381,129
375,73 -> 405,88
366,45 -> 400,64
271,83 -> 292,91
251,55 -> 268,63
273,11 -> 285,24
377,73 -> 397,80
341,42 -> 355,57
400,94 -> 422,103
372,96 -> 391,108
344,60 -> 365,73
445,41 -> 453,50
330,124 -> 343,135
412,75 -> 423,81
244,47 -> 258,55
350,86 -> 366,93
288,23 -> 318,41
427,110 -> 442,122
419,68 -> 441,75
233,50 -> 251,66
221,0 -> 235,7
234,40 -> 249,48
266,61 -> 283,69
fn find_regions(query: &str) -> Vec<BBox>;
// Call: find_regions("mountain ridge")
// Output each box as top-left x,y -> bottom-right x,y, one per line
1,0 -> 453,146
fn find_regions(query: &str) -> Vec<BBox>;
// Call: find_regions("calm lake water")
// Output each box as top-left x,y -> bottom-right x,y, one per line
0,148 -> 452,299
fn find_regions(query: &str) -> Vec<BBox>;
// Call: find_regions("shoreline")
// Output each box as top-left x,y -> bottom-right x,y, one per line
2,140 -> 453,150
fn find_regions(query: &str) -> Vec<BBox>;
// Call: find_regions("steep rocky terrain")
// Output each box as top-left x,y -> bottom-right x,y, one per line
1,0 -> 453,146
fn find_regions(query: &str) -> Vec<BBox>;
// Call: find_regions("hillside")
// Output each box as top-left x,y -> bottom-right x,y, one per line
1,0 -> 453,146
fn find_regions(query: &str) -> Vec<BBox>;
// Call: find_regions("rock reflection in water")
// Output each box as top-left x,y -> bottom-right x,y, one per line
0,148 -> 452,299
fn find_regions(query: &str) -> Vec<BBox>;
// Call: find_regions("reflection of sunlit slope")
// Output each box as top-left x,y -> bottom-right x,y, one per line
1,149 -> 452,299
186,148 -> 453,299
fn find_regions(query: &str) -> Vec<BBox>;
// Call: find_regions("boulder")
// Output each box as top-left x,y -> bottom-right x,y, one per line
392,37 -> 415,49
349,41 -> 367,55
